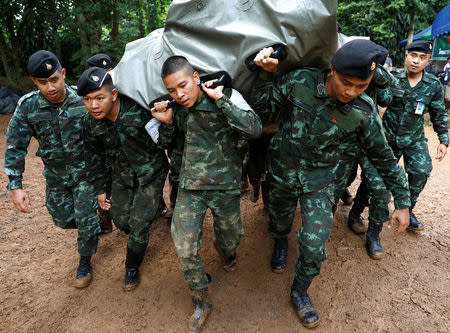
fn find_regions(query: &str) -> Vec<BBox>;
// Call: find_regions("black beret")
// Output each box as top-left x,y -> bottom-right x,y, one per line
87,54 -> 112,69
332,39 -> 388,80
77,67 -> 110,96
27,50 -> 61,78
406,40 -> 433,54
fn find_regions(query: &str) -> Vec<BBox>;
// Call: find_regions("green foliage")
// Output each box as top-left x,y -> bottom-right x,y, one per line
337,0 -> 447,66
0,0 -> 172,88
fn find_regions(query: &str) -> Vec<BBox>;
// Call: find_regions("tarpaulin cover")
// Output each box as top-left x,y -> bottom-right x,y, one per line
111,0 -> 338,109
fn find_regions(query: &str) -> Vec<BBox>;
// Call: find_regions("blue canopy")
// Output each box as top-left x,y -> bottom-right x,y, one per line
399,26 -> 431,47
432,5 -> 450,38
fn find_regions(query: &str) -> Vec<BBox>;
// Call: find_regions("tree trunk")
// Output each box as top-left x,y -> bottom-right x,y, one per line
406,12 -> 415,46
3,3 -> 21,68
53,25 -> 62,61
136,0 -> 145,37
0,29 -> 23,89
111,7 -> 120,41
77,13 -> 91,61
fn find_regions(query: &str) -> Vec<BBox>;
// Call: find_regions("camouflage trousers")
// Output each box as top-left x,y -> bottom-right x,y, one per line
391,139 -> 432,206
352,156 -> 391,223
171,188 -> 243,289
110,173 -> 165,255
351,139 -> 431,218
267,173 -> 335,282
45,179 -> 100,256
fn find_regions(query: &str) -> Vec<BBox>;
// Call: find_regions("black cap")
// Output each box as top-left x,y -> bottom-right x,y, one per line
87,54 -> 112,69
332,39 -> 388,80
406,40 -> 433,54
77,67 -> 110,96
27,50 -> 61,78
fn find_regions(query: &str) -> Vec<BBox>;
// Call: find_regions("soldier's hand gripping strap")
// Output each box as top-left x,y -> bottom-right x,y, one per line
245,43 -> 288,72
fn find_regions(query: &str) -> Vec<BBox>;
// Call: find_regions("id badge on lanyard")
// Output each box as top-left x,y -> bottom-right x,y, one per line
415,102 -> 425,115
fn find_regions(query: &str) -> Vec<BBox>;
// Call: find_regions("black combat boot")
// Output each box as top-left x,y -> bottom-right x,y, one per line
408,207 -> 424,231
271,237 -> 288,273
213,241 -> 237,271
347,202 -> 366,234
98,209 -> 113,234
340,188 -> 353,206
74,256 -> 92,289
187,286 -> 212,332
290,277 -> 320,329
365,221 -> 383,260
124,249 -> 145,291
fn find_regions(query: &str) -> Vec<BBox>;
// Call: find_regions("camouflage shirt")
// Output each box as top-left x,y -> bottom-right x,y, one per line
5,85 -> 88,189
382,68 -> 449,148
83,95 -> 168,194
158,89 -> 262,190
250,68 -> 411,209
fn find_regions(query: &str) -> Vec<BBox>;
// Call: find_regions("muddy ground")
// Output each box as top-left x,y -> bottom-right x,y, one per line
0,114 -> 448,332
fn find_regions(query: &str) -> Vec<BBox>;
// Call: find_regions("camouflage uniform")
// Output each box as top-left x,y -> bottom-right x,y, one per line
83,95 -> 168,255
251,68 -> 411,282
337,65 -> 394,223
157,89 -> 262,288
382,68 -> 449,206
4,86 -> 100,256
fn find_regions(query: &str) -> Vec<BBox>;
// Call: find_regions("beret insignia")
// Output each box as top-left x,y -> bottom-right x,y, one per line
370,62 -> 376,71
91,75 -> 99,82
46,63 -> 52,71
102,60 -> 107,66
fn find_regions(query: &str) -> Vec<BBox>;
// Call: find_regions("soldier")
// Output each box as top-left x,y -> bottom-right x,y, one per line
87,53 -> 113,71
151,56 -> 262,332
86,53 -> 114,234
77,67 -> 169,290
250,40 -> 411,329
4,50 -> 100,289
382,40 -> 448,230
345,64 -> 395,259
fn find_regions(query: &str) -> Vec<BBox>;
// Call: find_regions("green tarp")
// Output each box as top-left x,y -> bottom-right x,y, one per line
112,0 -> 338,109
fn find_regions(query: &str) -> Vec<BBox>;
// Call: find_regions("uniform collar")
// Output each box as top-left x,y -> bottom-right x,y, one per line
38,85 -> 79,109
398,68 -> 407,79
190,92 -> 214,111
329,98 -> 355,115
421,72 -> 432,84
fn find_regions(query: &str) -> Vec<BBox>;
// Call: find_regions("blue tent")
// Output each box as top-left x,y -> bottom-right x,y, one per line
432,5 -> 450,38
399,26 -> 431,47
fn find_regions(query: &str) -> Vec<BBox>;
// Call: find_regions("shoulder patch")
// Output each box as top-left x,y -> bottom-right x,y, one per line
17,90 -> 39,107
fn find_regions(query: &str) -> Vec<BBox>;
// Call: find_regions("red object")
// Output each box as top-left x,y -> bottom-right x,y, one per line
332,118 -> 337,122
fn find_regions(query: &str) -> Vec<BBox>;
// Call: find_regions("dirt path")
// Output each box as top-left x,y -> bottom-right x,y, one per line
0,114 -> 448,333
